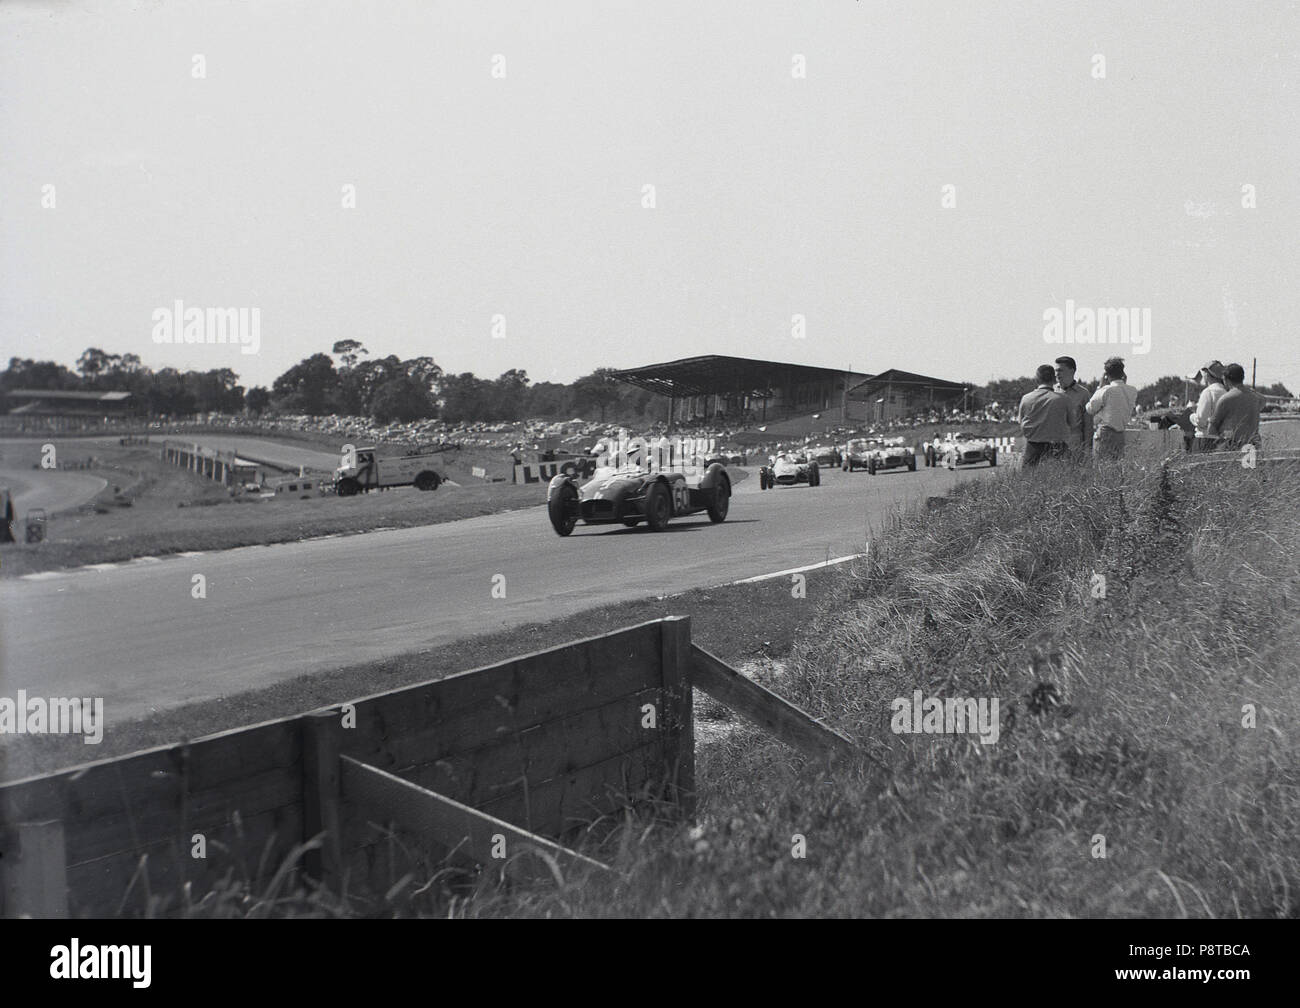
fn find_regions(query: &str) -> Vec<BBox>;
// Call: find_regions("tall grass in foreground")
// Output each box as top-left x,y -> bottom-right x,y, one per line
477,459 -> 1300,917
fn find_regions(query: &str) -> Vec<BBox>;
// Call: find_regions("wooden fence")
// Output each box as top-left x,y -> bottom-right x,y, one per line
0,617 -> 859,917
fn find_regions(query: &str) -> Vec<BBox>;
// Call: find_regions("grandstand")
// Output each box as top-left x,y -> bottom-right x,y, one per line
1,389 -> 137,432
611,355 -> 872,429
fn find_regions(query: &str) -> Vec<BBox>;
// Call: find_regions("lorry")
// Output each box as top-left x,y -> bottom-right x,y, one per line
335,444 -> 445,496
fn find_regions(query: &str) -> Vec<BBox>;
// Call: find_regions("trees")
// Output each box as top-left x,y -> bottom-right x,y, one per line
76,348 -> 123,386
369,375 -> 435,422
570,368 -> 622,422
1135,375 -> 1190,410
245,386 -> 272,415
271,353 -> 340,415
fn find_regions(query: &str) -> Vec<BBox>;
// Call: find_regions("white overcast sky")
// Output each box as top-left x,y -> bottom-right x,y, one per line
3,0 -> 1299,391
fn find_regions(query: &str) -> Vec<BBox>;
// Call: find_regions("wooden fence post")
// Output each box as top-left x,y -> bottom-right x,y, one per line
659,616 -> 695,817
302,710 -> 344,889
1,820 -> 68,918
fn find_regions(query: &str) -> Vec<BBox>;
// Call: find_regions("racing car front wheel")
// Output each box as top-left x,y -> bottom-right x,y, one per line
706,479 -> 730,523
548,483 -> 579,536
645,482 -> 672,531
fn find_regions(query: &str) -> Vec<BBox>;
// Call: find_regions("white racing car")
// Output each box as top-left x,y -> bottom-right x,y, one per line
866,437 -> 916,475
759,452 -> 820,489
939,432 -> 998,469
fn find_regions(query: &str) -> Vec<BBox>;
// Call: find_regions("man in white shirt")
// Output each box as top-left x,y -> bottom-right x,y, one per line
1085,357 -> 1140,461
1188,360 -> 1227,452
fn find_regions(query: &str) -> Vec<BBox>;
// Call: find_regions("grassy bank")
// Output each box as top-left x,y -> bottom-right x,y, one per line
471,457 -> 1300,917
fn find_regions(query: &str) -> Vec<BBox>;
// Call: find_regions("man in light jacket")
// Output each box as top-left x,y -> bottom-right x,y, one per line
1086,357 -> 1140,461
1188,360 -> 1227,452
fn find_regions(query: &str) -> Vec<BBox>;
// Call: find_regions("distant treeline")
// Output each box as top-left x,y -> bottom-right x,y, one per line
2,344 -> 1290,426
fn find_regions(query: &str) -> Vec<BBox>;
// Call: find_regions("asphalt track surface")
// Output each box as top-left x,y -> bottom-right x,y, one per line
0,462 -> 998,727
0,468 -> 108,517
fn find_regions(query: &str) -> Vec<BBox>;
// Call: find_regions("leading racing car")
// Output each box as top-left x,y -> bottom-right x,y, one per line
759,452 -> 820,489
547,460 -> 731,535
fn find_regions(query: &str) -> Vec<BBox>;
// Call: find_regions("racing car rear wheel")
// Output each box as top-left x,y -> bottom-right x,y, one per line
868,460 -> 876,476
989,449 -> 998,467
810,465 -> 820,486
908,456 -> 917,472
645,482 -> 672,531
706,479 -> 730,523
548,482 -> 579,536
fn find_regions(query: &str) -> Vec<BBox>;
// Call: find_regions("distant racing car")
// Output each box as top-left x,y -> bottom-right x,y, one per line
759,452 -> 820,489
939,432 -> 998,469
546,461 -> 731,535
808,444 -> 842,468
866,437 -> 916,475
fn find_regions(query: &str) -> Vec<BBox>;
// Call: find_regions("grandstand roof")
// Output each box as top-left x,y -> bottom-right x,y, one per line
5,388 -> 135,415
612,355 -> 872,397
7,389 -> 133,402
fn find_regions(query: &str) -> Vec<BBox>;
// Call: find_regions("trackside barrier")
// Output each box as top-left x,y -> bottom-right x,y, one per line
0,617 -> 862,916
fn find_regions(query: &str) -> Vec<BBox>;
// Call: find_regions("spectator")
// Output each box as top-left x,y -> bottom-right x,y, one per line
1086,356 -> 1140,461
1018,364 -> 1079,466
1053,355 -> 1093,460
1188,360 -> 1227,452
1207,363 -> 1263,450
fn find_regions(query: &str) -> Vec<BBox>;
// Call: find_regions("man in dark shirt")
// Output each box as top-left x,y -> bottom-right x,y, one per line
1207,363 -> 1263,449
1053,355 -> 1093,461
1018,364 -> 1080,466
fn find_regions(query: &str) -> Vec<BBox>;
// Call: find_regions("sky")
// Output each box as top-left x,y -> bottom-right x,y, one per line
3,0 -> 1299,393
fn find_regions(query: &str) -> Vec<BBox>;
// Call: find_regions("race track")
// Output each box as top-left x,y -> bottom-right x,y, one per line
0,463 -> 997,727
0,468 -> 108,517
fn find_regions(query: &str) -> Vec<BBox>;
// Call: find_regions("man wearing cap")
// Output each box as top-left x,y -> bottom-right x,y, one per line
1188,360 -> 1228,452
1018,364 -> 1080,466
1207,363 -> 1263,450
1053,356 -> 1093,461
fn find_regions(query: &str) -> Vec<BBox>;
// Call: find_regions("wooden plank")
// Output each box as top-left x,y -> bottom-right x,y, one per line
337,621 -> 663,770
0,719 -> 301,837
61,767 -> 302,867
691,644 -> 862,763
340,756 -> 608,884
302,710 -> 344,886
474,740 -> 666,840
65,803 -> 304,918
659,616 -> 695,816
397,687 -> 661,810
1,821 -> 67,918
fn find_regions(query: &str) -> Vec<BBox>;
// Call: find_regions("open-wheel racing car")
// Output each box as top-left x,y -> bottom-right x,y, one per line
939,432 -> 998,469
842,438 -> 876,472
547,461 -> 731,536
866,436 -> 917,475
759,452 -> 820,489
